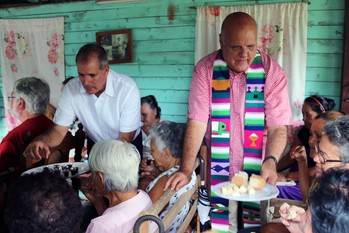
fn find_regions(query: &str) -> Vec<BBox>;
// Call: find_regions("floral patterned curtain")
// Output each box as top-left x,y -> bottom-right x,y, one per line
195,3 -> 308,122
0,17 -> 64,130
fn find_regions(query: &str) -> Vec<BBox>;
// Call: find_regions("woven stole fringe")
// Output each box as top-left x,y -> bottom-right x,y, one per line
210,50 -> 265,232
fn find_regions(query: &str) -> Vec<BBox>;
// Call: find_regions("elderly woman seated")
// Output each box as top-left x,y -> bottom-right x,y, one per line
82,140 -> 152,233
139,121 -> 197,233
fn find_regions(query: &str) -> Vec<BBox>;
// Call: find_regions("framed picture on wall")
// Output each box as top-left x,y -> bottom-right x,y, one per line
96,29 -> 133,64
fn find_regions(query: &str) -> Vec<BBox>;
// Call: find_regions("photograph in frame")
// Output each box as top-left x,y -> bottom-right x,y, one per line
96,29 -> 133,64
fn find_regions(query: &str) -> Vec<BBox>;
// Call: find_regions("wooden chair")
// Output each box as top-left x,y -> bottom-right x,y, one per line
133,157 -> 202,233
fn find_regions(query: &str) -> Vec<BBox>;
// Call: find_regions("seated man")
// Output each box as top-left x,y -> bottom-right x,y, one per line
0,77 -> 54,173
4,170 -> 82,233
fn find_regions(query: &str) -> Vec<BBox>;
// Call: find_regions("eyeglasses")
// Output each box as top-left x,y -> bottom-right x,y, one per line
7,96 -> 16,102
315,143 -> 342,165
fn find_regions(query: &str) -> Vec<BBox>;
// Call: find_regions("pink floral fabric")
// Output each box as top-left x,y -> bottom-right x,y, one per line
0,18 -> 64,130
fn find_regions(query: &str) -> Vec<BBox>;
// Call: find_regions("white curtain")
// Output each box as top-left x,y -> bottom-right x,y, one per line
195,3 -> 308,122
0,17 -> 64,130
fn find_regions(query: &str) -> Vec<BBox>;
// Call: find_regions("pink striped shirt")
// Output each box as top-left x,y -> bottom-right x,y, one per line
187,50 -> 292,176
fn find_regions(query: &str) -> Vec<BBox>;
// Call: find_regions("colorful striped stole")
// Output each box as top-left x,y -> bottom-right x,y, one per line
210,50 -> 265,232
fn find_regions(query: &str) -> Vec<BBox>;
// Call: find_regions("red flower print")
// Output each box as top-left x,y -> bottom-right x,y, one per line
5,45 -> 16,60
47,33 -> 61,49
4,31 -> 15,43
48,49 -> 58,64
47,33 -> 62,64
260,24 -> 275,46
208,6 -> 220,17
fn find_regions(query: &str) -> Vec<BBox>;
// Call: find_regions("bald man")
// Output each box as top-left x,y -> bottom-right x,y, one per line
166,12 -> 292,232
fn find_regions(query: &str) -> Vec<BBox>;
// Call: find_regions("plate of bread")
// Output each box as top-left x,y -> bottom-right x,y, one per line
212,171 -> 279,201
22,162 -> 90,179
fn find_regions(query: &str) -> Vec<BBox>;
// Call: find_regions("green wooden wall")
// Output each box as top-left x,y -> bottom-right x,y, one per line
0,0 -> 344,137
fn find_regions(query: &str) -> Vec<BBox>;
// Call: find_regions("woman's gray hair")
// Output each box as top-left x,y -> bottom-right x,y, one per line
324,116 -> 349,163
149,121 -> 186,158
88,140 -> 140,193
13,77 -> 50,115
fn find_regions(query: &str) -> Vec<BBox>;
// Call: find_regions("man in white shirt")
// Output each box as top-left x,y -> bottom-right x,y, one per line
24,43 -> 141,160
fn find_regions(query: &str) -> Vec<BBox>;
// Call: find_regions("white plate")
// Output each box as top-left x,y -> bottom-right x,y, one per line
212,182 -> 279,202
276,180 -> 297,186
22,162 -> 90,178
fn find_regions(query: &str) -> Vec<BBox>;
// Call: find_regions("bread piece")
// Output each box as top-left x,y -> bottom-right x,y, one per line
287,209 -> 297,220
239,185 -> 247,193
221,183 -> 240,196
248,174 -> 266,190
231,171 -> 248,187
247,185 -> 256,195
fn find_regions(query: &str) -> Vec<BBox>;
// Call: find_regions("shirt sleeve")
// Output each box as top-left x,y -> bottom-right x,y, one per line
187,53 -> 215,123
53,83 -> 76,127
119,81 -> 141,133
263,53 -> 293,127
0,138 -> 17,172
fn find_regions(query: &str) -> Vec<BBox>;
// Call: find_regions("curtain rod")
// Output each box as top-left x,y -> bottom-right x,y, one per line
189,1 -> 310,9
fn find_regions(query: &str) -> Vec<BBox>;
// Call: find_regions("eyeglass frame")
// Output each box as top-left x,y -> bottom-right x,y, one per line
7,96 -> 16,102
314,143 -> 342,165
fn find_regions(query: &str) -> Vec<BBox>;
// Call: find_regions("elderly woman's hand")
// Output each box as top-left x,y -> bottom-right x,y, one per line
140,158 -> 155,173
290,146 -> 307,163
80,173 -> 103,203
79,172 -> 107,215
140,158 -> 161,178
279,202 -> 307,233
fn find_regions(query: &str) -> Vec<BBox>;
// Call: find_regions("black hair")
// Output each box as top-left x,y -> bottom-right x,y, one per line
309,168 -> 349,233
304,95 -> 336,114
5,170 -> 82,233
75,43 -> 108,69
62,76 -> 75,85
141,95 -> 161,119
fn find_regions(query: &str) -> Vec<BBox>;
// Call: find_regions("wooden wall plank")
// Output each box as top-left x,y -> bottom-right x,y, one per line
306,53 -> 343,68
306,67 -> 342,82
307,39 -> 343,53
308,10 -> 344,26
65,64 -> 194,77
308,26 -> 344,39
308,0 -> 344,10
134,77 -> 192,90
306,81 -> 341,96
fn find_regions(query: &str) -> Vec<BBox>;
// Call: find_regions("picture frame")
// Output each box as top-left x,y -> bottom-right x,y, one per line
96,29 -> 133,64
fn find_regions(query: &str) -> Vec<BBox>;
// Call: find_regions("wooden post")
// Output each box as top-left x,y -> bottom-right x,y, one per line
341,0 -> 349,113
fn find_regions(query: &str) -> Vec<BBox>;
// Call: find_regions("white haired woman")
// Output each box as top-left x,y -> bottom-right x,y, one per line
83,140 -> 152,233
141,121 -> 197,233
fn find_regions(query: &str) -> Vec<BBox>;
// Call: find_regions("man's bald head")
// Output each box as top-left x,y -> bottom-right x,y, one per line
221,12 -> 257,35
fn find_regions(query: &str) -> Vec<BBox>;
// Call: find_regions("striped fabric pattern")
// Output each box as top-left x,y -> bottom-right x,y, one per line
211,50 -> 265,232
210,50 -> 231,232
242,53 -> 265,228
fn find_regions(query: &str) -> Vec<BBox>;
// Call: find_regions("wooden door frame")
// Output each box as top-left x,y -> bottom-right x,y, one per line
341,0 -> 349,113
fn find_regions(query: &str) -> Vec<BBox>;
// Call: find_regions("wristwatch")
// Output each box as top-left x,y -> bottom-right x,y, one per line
262,155 -> 278,165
